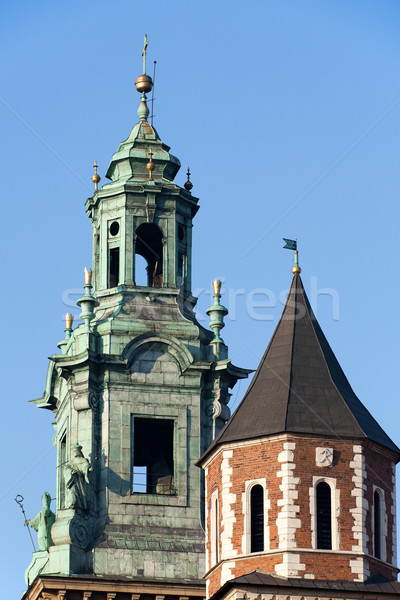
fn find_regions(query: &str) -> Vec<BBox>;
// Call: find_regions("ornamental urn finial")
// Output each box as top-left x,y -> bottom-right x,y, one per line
206,279 -> 228,359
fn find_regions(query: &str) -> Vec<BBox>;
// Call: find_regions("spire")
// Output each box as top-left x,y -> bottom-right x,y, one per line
104,35 -> 182,184
135,34 -> 153,122
202,273 -> 399,459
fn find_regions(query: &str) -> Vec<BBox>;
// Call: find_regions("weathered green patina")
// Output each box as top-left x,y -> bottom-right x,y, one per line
26,493 -> 55,551
29,63 -> 250,583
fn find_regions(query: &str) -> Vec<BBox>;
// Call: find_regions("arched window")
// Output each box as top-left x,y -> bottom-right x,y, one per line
374,490 -> 381,559
316,481 -> 332,549
373,488 -> 387,560
250,484 -> 264,552
135,223 -> 163,287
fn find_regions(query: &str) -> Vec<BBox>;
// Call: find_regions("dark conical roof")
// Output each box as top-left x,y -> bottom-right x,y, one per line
201,274 -> 399,460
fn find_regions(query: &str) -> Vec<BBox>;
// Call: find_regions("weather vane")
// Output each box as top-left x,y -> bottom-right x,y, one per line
283,237 -> 301,274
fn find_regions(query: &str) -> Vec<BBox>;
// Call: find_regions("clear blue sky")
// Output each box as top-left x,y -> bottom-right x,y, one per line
1,1 -> 400,596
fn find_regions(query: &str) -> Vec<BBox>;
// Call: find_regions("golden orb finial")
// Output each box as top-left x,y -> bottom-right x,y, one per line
135,74 -> 153,94
184,167 -> 193,191
292,265 -> 302,275
146,148 -> 155,179
91,161 -> 101,191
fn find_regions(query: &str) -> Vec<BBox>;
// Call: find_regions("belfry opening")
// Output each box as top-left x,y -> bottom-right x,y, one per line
135,223 -> 163,287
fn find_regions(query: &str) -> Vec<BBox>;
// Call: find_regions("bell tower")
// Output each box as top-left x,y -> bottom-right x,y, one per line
26,38 -> 251,595
88,38 -> 195,297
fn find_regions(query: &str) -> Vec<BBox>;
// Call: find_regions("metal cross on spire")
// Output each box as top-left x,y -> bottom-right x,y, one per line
142,34 -> 148,74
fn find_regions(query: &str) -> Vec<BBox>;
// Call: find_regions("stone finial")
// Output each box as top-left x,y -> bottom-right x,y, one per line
206,279 -> 228,358
77,267 -> 96,332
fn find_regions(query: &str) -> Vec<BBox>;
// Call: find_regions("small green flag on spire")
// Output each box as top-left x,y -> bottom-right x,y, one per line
283,238 -> 297,251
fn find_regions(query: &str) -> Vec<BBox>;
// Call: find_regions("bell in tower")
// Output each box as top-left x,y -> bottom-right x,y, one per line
25,37 -> 251,597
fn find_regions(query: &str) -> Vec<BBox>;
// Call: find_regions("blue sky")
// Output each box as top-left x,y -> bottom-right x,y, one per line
1,1 -> 400,596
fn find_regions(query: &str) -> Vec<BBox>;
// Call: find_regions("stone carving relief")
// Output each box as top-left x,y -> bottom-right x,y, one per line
316,447 -> 333,467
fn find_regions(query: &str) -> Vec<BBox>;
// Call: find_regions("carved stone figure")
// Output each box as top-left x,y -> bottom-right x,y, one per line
26,492 -> 56,551
65,444 -> 93,512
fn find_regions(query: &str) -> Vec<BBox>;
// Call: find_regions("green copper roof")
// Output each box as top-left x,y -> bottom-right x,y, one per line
105,117 -> 181,183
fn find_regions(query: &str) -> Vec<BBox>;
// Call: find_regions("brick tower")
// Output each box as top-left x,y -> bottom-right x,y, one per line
199,262 -> 400,599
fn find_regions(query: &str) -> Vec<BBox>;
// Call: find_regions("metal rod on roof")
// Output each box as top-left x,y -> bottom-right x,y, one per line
151,60 -> 157,126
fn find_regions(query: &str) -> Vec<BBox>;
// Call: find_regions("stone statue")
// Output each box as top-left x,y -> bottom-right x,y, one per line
65,443 -> 93,513
25,492 -> 56,551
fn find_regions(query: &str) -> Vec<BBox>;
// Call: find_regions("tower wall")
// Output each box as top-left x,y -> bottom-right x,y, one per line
203,435 -> 398,598
28,90 -> 251,586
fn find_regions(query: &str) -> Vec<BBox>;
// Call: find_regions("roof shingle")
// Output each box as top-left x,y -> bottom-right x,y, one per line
202,274 -> 399,459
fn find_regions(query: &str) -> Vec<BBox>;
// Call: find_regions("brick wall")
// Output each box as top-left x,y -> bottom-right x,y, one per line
203,435 -> 398,598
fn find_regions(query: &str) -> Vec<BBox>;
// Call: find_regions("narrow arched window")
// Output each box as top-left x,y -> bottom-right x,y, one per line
250,484 -> 264,552
316,481 -> 332,550
214,497 -> 219,563
210,492 -> 219,565
374,490 -> 382,559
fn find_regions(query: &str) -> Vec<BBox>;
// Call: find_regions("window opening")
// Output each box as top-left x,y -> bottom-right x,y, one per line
214,497 -> 219,562
316,481 -> 332,549
177,253 -> 185,287
210,495 -> 219,564
374,490 -> 382,559
135,223 -> 163,287
132,417 -> 174,494
109,247 -> 120,287
110,221 -> 120,236
59,432 -> 67,508
250,484 -> 264,552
